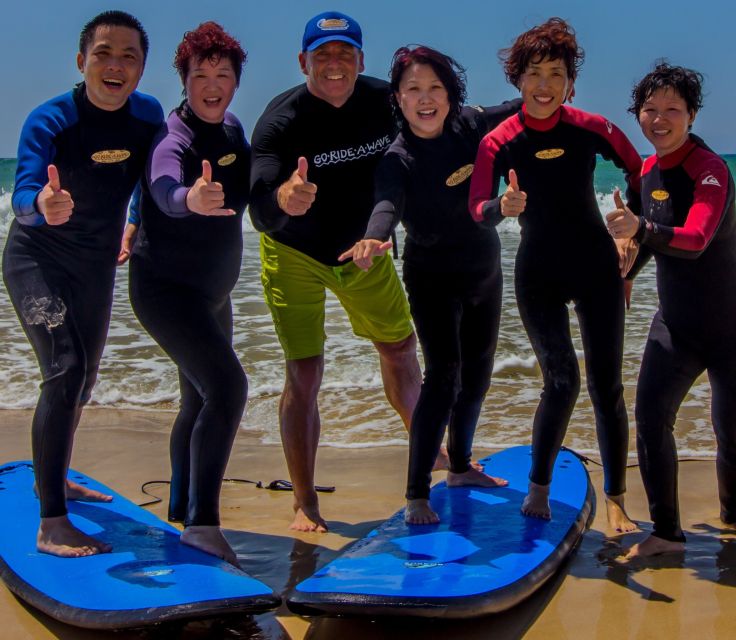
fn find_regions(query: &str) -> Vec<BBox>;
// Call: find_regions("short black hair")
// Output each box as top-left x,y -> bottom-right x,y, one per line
629,60 -> 704,117
79,10 -> 149,62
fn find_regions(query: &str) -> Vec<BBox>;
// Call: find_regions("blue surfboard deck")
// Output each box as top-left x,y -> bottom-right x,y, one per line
0,461 -> 280,629
288,445 -> 594,619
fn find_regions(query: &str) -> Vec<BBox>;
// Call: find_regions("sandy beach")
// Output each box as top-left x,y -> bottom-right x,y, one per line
1,407 -> 734,639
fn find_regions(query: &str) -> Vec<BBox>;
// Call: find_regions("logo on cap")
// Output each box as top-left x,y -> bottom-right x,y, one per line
651,189 -> 669,201
317,18 -> 349,31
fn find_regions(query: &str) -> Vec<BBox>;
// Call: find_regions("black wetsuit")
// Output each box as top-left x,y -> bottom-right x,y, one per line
249,76 -> 394,265
469,104 -> 642,495
365,102 -> 522,500
2,83 -> 163,518
628,135 -> 736,541
129,102 -> 250,526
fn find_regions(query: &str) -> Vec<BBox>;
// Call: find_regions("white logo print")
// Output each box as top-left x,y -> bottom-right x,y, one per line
702,174 -> 721,187
605,120 -> 613,134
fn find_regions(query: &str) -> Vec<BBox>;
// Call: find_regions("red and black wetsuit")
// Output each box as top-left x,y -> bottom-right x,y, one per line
628,134 -> 736,540
469,104 -> 642,496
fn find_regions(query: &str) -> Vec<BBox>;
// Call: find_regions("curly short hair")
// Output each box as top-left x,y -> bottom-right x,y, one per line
499,17 -> 583,87
389,45 -> 467,126
174,22 -> 247,86
629,60 -> 704,117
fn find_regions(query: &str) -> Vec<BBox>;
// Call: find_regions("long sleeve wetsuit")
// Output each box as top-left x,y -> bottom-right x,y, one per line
129,102 -> 251,526
365,101 -> 522,500
627,135 -> 736,540
2,83 -> 163,518
469,104 -> 642,496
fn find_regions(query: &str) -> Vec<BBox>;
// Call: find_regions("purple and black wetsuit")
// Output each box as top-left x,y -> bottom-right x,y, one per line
129,101 -> 250,526
469,104 -> 642,497
628,134 -> 736,540
2,83 -> 162,519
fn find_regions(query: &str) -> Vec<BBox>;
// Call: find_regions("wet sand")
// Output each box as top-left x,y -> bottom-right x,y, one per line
1,408 -> 734,639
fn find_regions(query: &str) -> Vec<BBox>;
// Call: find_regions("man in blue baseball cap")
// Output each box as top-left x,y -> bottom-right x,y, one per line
249,11 -> 422,533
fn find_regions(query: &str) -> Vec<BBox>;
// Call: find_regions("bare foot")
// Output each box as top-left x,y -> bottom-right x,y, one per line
432,446 -> 483,472
606,494 -> 638,533
180,526 -> 239,567
37,515 -> 112,557
34,479 -> 113,503
290,500 -> 328,533
447,467 -> 509,489
405,499 -> 440,525
521,482 -> 551,519
625,534 -> 685,559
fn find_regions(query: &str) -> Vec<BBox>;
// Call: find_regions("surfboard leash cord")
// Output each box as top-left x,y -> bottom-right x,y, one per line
137,478 -> 336,508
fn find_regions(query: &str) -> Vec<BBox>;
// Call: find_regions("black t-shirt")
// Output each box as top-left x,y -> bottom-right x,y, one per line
249,76 -> 395,266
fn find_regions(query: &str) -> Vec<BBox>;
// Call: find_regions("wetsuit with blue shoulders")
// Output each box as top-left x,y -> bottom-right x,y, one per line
365,101 -> 522,500
627,134 -> 736,540
469,104 -> 642,497
129,101 -> 250,526
2,83 -> 163,518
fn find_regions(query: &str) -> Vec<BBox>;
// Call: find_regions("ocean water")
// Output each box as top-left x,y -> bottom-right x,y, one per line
2,155 -> 735,455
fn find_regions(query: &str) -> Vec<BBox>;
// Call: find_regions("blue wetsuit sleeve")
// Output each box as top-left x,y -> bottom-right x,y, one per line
11,96 -> 77,226
127,182 -> 142,225
147,118 -> 194,218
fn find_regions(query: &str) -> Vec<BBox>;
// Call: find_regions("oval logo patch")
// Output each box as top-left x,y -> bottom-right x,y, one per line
535,148 -> 565,160
91,149 -> 131,164
218,153 -> 237,167
446,164 -> 474,187
651,189 -> 670,201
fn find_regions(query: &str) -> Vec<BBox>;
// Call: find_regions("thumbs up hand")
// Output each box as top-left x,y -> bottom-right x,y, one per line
276,156 -> 318,216
500,169 -> 527,217
38,164 -> 74,225
186,160 -> 235,216
605,188 -> 639,240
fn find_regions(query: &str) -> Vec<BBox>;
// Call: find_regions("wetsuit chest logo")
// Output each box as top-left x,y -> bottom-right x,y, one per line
218,153 -> 237,166
535,148 -> 565,160
446,164 -> 474,186
651,189 -> 670,201
91,149 -> 131,164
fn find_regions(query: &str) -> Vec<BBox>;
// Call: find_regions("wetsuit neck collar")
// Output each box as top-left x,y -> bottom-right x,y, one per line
179,100 -> 226,131
656,136 -> 696,170
521,103 -> 562,131
74,83 -> 129,123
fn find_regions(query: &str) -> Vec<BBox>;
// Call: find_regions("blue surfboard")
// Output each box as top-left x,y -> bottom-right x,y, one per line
288,445 -> 594,618
0,461 -> 280,629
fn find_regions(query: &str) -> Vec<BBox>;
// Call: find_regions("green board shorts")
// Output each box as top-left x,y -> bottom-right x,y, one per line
260,234 -> 413,360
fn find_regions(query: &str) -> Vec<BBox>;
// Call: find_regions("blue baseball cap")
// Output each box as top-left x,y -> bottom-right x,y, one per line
302,11 -> 362,52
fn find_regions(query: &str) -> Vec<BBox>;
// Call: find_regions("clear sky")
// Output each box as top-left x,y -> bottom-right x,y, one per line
1,0 -> 734,156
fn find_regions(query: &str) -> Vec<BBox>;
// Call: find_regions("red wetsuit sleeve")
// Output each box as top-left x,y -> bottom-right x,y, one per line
469,113 -> 523,223
669,152 -> 730,253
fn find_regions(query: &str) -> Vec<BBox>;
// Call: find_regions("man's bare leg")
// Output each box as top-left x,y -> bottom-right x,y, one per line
281,356 -> 328,532
37,515 -> 112,557
373,334 -> 483,471
625,534 -> 685,559
180,526 -> 239,567
606,493 -> 638,533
